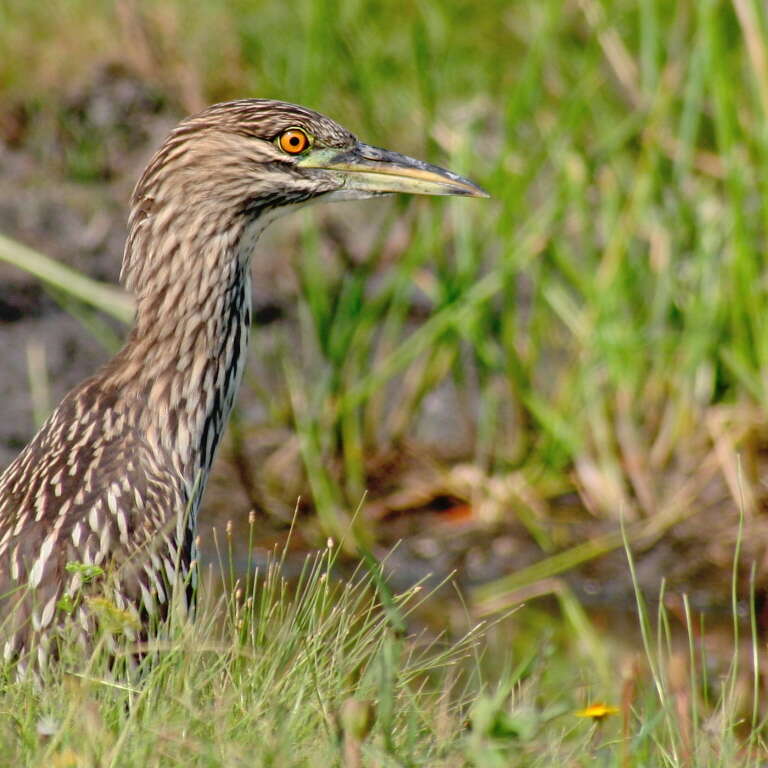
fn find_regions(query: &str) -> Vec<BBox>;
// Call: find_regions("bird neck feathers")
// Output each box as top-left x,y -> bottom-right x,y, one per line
107,215 -> 256,502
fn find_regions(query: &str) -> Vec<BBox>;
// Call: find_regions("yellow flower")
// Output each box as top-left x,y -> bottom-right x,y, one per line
574,703 -> 620,721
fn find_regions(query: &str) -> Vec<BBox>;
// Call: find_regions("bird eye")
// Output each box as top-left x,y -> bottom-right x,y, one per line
277,128 -> 311,154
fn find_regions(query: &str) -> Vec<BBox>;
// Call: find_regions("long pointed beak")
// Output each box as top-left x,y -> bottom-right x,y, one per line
298,142 -> 489,198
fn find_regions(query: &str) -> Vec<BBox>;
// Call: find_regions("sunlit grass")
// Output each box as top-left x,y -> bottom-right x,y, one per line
0,541 -> 481,765
0,532 -> 764,765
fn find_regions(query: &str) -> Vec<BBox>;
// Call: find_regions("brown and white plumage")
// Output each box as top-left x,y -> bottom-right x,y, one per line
0,99 -> 486,670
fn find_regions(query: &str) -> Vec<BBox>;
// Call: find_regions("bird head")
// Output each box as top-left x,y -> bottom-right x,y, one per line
122,99 -> 487,295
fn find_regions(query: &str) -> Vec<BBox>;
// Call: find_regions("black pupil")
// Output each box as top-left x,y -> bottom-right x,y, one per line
290,135 -> 300,146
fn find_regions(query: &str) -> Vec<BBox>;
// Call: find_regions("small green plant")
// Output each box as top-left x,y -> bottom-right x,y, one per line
63,562 -> 105,584
54,561 -> 106,617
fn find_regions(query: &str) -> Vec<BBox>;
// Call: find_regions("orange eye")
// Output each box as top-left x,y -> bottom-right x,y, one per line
278,128 -> 310,154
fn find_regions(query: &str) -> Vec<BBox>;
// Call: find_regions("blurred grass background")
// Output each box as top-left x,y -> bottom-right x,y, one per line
2,0 -> 768,622
3,0 -> 768,761
3,0 -> 766,597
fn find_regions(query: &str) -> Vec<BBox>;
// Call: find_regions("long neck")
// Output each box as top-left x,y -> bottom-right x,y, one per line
104,212 -> 259,500
105,127 -> 289,506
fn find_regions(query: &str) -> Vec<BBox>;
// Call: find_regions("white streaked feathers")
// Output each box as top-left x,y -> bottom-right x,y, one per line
0,98 -> 350,668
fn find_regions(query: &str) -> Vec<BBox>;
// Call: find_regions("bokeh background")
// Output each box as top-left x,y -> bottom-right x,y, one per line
2,0 -> 768,682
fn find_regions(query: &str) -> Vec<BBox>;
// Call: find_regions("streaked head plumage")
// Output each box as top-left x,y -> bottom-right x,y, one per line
122,98 -> 486,296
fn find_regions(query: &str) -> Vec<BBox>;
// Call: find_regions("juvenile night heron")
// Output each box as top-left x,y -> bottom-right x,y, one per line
0,99 -> 486,669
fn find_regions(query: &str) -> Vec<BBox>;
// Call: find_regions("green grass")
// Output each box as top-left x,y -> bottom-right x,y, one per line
0,534 -> 765,766
1,544 -> 476,766
2,0 -> 768,762
3,0 -> 767,553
